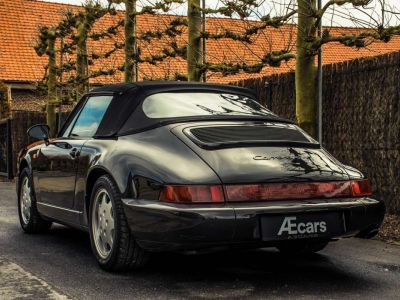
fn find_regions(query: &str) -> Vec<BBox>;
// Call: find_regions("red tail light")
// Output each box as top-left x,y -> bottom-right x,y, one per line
225,179 -> 372,202
351,179 -> 372,197
159,185 -> 224,204
159,180 -> 372,204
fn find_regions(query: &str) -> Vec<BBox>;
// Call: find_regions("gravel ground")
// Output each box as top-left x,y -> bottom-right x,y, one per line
378,214 -> 400,245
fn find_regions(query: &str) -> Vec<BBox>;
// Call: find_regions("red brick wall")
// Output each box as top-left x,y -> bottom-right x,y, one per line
11,89 -> 46,112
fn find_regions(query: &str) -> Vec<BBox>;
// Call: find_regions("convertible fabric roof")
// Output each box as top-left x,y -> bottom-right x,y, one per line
90,81 -> 257,96
87,82 -> 292,137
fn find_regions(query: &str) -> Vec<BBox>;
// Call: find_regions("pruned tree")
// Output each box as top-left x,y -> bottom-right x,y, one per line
73,1 -> 117,99
0,81 -> 11,120
294,0 -> 400,136
187,0 -> 202,81
35,27 -> 61,137
187,0 -> 297,79
35,0 -> 188,123
107,0 -> 138,82
46,29 -> 58,137
109,0 -> 186,82
34,2 -> 118,135
191,0 -> 400,137
124,0 -> 138,82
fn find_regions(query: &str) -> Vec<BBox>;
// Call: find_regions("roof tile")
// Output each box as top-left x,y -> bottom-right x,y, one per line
1,0 -> 400,84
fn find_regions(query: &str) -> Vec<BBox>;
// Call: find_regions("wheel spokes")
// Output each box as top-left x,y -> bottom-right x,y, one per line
20,177 -> 32,224
92,189 -> 115,259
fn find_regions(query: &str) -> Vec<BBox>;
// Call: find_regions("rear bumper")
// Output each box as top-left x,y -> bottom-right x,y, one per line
122,197 -> 385,252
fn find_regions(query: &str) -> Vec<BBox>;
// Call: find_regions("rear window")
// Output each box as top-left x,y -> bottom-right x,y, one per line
142,92 -> 273,118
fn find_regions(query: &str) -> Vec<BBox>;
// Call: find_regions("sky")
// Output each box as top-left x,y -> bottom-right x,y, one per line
42,0 -> 400,27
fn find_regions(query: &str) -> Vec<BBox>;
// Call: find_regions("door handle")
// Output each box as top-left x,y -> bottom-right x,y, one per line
69,148 -> 80,158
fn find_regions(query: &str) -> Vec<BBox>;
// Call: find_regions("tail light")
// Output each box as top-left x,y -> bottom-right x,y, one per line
351,179 -> 372,197
158,180 -> 372,204
159,185 -> 224,204
225,179 -> 372,202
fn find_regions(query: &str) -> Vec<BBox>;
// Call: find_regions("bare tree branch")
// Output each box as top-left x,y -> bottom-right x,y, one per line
314,24 -> 400,49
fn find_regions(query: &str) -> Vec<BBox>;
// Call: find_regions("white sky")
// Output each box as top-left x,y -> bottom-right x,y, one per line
43,0 -> 400,27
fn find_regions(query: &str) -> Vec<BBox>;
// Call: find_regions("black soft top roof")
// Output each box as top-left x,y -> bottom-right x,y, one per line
90,81 -> 257,96
83,81 -> 292,137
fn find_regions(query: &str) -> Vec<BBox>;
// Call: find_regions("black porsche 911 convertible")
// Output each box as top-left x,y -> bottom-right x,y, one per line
17,81 -> 385,271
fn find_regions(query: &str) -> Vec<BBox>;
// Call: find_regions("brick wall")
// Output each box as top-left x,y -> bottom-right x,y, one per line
11,89 -> 46,112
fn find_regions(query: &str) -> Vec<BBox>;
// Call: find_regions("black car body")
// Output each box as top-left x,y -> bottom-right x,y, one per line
17,82 -> 385,271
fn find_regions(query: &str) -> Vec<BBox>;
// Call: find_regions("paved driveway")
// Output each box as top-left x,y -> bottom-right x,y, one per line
0,181 -> 399,300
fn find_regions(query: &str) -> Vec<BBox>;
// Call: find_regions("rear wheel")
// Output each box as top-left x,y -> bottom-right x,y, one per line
89,175 -> 148,271
277,240 -> 329,254
18,168 -> 52,233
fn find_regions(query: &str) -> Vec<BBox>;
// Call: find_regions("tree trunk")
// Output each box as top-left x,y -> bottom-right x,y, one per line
295,0 -> 317,138
47,34 -> 58,137
124,0 -> 137,82
0,82 -> 11,120
76,22 -> 89,101
187,0 -> 202,81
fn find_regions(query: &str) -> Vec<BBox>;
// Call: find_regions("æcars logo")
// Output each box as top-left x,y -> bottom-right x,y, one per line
278,216 -> 327,236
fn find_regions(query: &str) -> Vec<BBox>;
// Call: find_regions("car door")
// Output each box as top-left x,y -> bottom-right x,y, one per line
35,95 -> 114,215
35,138 -> 86,210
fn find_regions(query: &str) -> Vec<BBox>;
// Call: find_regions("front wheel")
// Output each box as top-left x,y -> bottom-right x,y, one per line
89,175 -> 148,271
18,168 -> 52,233
277,240 -> 329,255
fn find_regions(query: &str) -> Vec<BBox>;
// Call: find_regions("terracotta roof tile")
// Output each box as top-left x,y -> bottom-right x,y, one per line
1,0 -> 400,84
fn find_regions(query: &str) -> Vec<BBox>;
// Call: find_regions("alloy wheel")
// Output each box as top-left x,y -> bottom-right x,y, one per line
92,188 -> 115,259
20,177 -> 32,224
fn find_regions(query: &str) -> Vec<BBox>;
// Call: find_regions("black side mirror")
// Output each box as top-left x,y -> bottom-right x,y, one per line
27,124 -> 50,145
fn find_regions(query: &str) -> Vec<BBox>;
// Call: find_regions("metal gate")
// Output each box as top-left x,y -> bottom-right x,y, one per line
0,118 -> 13,179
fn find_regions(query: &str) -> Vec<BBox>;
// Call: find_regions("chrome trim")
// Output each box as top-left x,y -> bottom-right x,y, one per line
122,197 -> 377,212
37,202 -> 83,214
122,199 -> 229,212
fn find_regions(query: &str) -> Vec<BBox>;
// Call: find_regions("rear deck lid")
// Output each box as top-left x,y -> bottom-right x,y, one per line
171,122 -> 350,183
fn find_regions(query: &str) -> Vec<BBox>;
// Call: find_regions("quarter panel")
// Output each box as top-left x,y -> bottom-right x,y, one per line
73,139 -> 115,225
108,127 -> 221,188
75,127 -> 220,227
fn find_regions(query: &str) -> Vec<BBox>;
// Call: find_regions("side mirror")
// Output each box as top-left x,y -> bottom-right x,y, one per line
27,124 -> 50,145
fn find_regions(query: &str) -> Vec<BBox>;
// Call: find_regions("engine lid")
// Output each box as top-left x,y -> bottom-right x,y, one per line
171,121 -> 350,184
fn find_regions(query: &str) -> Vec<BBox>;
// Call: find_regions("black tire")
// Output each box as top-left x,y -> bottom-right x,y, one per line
277,240 -> 329,255
89,174 -> 149,271
18,168 -> 52,233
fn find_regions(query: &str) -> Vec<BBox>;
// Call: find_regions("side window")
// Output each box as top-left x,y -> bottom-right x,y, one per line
62,107 -> 81,138
69,95 -> 113,138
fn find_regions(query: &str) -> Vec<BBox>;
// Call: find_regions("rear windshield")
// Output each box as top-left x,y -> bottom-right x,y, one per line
142,92 -> 273,118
